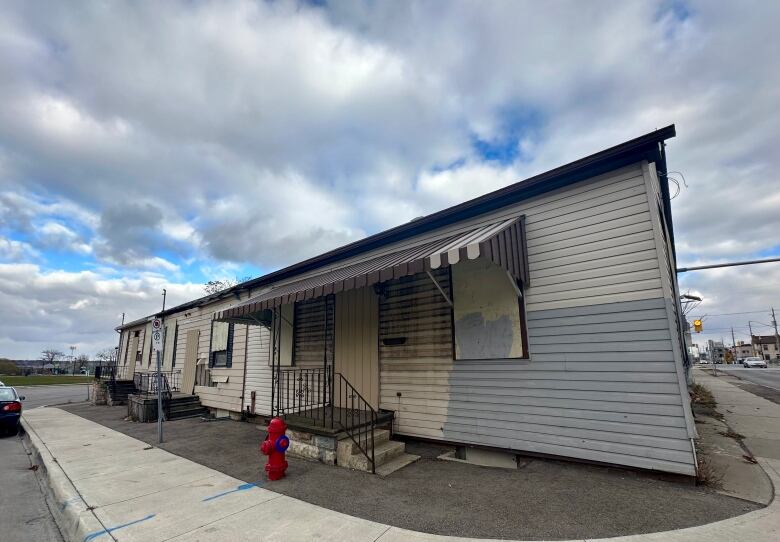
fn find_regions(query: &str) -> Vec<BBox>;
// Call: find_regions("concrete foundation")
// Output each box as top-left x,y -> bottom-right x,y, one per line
127,394 -> 159,422
286,428 -> 338,465
91,381 -> 107,406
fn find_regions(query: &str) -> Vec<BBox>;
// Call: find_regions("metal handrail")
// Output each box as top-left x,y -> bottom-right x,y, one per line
133,372 -> 173,400
333,372 -> 377,474
276,367 -> 331,427
273,366 -> 379,473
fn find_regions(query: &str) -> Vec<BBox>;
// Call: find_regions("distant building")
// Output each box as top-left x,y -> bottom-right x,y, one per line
752,335 -> 780,361
707,340 -> 726,363
732,341 -> 754,361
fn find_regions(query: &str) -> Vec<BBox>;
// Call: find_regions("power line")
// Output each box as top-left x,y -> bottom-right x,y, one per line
677,256 -> 780,273
690,310 -> 770,318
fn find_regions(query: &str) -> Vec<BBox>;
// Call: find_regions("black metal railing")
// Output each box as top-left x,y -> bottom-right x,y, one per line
94,364 -> 132,382
277,367 -> 331,427
274,366 -> 378,473
133,372 -> 173,400
332,372 -> 377,473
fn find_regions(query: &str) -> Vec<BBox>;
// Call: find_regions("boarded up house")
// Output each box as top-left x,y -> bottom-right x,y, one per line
116,125 -> 697,476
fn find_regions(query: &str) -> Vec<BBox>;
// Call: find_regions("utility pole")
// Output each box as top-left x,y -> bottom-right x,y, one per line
749,321 -> 755,356
70,345 -> 76,375
772,308 -> 780,364
731,327 -> 736,364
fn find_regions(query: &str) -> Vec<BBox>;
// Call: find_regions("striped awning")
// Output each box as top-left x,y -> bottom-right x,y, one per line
215,215 -> 527,324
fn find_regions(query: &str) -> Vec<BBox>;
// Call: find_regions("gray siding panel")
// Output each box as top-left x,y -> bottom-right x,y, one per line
440,297 -> 695,475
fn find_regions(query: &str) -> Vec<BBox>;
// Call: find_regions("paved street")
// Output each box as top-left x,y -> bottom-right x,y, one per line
14,384 -> 91,409
0,434 -> 63,541
717,366 -> 780,391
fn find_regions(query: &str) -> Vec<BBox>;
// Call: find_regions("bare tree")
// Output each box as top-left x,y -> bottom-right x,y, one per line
204,276 -> 251,295
96,348 -> 117,364
40,349 -> 64,363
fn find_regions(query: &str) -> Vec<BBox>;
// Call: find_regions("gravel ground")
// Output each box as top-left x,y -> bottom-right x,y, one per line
61,402 -> 761,541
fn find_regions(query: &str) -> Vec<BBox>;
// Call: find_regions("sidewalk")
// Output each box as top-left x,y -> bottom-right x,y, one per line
23,378 -> 780,542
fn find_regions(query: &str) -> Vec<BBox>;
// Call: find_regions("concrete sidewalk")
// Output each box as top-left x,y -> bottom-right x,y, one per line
23,381 -> 779,542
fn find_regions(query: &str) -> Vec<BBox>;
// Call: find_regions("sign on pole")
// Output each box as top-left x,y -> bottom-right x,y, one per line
152,317 -> 163,352
152,317 -> 164,443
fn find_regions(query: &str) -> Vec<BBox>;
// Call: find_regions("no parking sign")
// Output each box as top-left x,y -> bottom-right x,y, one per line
152,317 -> 163,352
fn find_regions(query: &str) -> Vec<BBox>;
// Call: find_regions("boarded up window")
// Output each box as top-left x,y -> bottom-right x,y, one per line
379,269 -> 453,362
293,295 -> 334,367
451,257 -> 525,360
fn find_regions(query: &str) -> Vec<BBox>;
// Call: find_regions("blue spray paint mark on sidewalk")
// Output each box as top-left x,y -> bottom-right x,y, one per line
82,514 -> 156,541
202,481 -> 262,502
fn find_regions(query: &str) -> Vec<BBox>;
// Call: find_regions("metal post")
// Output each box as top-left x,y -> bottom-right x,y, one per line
772,308 -> 780,364
156,349 -> 163,443
731,327 -> 736,365
749,322 -> 755,357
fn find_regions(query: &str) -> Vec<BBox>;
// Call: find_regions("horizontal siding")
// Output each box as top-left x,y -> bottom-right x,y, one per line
164,295 -> 249,412
439,299 -> 694,475
244,324 -> 272,415
372,165 -> 695,475
379,270 -> 452,438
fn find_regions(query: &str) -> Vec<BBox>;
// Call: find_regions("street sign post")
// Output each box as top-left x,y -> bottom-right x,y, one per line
152,317 -> 164,443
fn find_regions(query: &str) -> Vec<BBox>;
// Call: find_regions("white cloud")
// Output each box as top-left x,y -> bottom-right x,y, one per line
0,0 -> 779,357
0,263 -> 202,358
0,236 -> 39,262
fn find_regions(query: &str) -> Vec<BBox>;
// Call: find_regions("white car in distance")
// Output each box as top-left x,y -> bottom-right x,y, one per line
742,356 -> 768,368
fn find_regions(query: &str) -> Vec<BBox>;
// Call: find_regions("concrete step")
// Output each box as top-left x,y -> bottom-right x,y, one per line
336,429 -> 391,456
342,440 -> 406,472
376,452 -> 420,477
168,403 -> 204,414
167,407 -> 207,420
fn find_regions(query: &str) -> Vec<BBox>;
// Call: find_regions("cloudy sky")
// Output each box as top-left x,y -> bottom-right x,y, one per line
1,0 -> 779,359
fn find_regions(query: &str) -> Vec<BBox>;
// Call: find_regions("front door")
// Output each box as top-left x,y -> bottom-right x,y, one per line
334,287 -> 379,410
181,329 -> 200,394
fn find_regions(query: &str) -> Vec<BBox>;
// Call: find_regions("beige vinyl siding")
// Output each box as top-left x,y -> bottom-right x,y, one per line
162,319 -> 177,371
379,269 -> 453,438
168,296 -> 250,411
371,162 -> 695,475
140,323 -> 152,368
335,288 -> 379,410
243,324 -> 272,414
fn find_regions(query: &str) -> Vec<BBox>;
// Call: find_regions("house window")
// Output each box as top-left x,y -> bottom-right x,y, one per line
451,257 -> 528,360
209,320 -> 234,368
292,296 -> 334,367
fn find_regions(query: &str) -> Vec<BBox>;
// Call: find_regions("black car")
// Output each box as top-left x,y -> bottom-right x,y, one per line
0,387 -> 25,435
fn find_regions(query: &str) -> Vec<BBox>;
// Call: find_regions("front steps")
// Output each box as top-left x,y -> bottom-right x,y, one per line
107,380 -> 136,405
167,394 -> 207,420
287,427 -> 419,476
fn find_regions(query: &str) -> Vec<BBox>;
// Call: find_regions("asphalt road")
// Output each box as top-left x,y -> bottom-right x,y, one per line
718,366 -> 780,391
0,433 -> 63,541
14,384 -> 91,409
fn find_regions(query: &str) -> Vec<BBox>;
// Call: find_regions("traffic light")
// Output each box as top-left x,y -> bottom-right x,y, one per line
693,319 -> 703,333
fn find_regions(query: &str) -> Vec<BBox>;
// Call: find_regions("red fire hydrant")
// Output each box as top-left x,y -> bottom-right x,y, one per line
260,417 -> 290,481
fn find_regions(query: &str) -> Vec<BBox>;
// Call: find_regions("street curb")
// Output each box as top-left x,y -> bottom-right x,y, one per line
21,417 -> 107,542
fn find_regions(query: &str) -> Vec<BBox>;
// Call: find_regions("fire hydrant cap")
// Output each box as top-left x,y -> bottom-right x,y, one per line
267,417 -> 287,433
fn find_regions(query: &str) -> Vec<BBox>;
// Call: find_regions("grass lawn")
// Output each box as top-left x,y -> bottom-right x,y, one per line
1,375 -> 94,386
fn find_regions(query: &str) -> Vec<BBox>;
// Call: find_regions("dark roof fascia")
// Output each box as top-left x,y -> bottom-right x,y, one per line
120,125 -> 675,328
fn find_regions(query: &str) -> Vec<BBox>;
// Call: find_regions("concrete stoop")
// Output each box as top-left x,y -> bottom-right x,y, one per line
287,428 -> 419,475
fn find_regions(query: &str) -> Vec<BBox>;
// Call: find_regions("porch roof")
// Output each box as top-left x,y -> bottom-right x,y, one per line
215,215 -> 527,325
